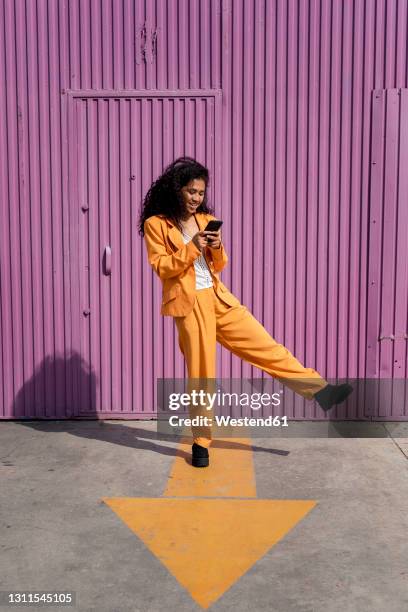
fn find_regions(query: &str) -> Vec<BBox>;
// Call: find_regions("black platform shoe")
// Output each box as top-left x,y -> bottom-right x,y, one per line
314,383 -> 353,412
192,442 -> 209,468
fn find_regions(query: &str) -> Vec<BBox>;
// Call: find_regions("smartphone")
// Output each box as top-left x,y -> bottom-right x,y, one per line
204,219 -> 223,232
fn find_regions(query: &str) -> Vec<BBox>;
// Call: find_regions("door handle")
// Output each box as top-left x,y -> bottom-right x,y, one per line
104,246 -> 112,275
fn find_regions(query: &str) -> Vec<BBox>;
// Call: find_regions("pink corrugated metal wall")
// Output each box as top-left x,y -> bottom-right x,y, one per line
1,0 -> 408,419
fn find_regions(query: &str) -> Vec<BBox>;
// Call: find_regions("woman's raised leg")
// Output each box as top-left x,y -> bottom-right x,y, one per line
214,299 -> 328,400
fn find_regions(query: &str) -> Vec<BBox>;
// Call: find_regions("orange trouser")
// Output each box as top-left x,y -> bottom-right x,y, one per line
174,286 -> 328,448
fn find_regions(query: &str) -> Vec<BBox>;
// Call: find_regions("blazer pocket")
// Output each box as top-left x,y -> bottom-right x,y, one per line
162,284 -> 181,304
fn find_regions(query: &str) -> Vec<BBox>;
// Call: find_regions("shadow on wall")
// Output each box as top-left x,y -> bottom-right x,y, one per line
11,352 -> 98,420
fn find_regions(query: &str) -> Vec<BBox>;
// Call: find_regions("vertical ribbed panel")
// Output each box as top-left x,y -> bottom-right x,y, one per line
65,0 -> 222,91
1,0 -> 408,419
367,89 -> 408,417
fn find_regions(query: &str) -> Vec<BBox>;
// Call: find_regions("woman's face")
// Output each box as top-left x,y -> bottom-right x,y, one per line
180,178 -> 206,216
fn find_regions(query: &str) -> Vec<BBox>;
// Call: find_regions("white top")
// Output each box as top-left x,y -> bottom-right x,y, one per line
181,230 -> 213,289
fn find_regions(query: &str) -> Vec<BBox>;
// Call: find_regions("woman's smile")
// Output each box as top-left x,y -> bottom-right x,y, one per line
180,178 -> 206,216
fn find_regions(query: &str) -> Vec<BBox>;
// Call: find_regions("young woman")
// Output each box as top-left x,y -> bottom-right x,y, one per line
139,157 -> 353,467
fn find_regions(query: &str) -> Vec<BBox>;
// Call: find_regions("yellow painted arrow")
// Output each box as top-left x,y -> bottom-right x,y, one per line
102,435 -> 317,609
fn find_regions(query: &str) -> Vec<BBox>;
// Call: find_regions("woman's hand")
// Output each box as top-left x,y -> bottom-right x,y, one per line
192,231 -> 211,251
191,231 -> 207,251
192,230 -> 222,251
203,230 -> 221,249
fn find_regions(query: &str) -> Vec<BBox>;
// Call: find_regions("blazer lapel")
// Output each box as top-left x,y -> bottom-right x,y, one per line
194,213 -> 206,231
167,225 -> 185,250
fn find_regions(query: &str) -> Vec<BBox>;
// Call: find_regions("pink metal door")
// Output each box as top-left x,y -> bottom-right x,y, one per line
67,91 -> 223,417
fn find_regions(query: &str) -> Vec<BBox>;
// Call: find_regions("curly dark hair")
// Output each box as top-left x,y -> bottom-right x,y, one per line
137,156 -> 214,236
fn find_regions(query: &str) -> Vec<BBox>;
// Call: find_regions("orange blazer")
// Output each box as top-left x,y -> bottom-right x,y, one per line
143,212 -> 240,316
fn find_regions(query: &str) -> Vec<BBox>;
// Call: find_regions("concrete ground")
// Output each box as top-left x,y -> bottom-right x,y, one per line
1,420 -> 408,612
